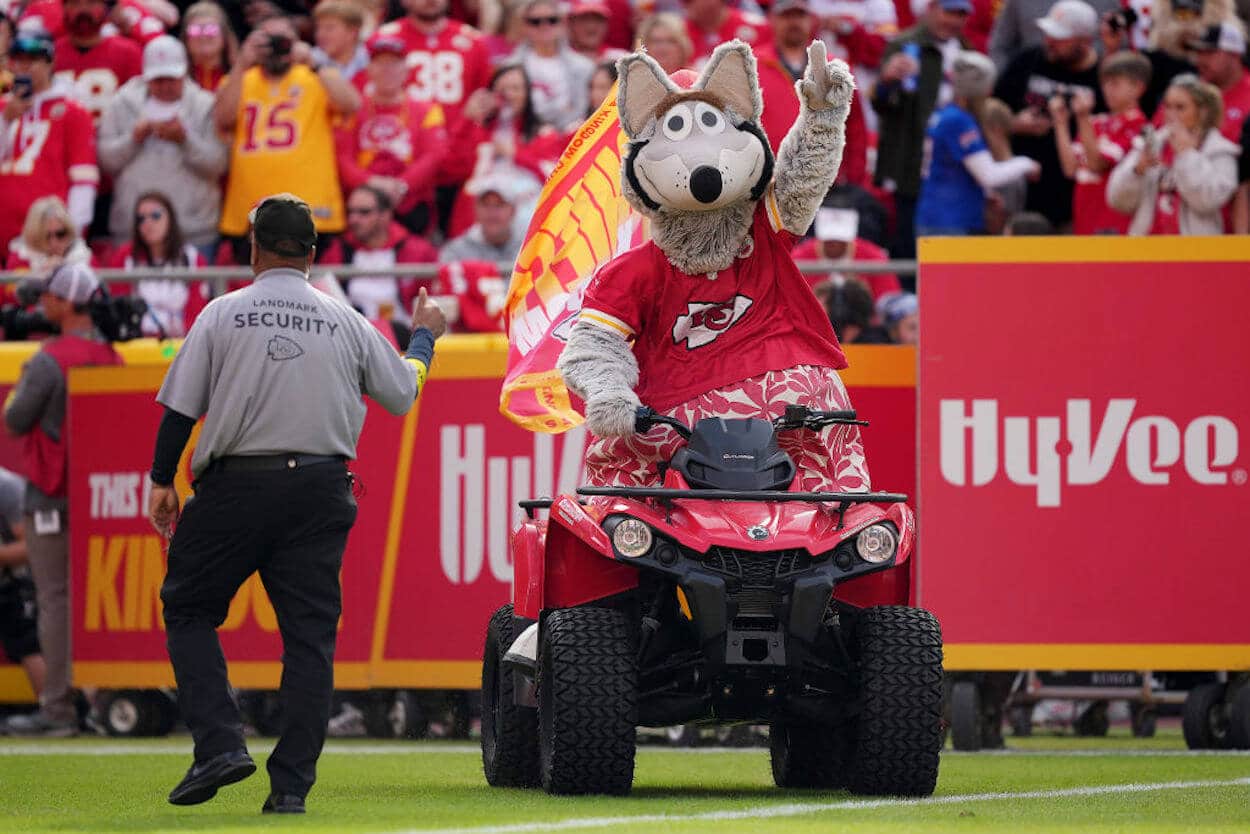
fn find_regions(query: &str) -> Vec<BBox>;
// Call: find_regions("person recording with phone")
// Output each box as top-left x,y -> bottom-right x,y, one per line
0,30 -> 97,255
214,14 -> 359,265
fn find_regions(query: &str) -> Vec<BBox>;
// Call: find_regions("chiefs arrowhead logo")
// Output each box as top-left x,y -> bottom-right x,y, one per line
267,335 -> 305,361
672,295 -> 753,349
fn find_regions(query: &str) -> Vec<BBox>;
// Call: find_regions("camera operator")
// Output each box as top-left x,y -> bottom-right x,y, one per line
214,14 -> 359,266
2,263 -> 122,737
0,466 -> 47,711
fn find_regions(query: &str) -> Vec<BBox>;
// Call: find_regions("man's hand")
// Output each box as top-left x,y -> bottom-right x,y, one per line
1070,88 -> 1095,119
154,118 -> 186,143
133,118 -> 154,142
1012,108 -> 1052,136
239,29 -> 268,69
798,40 -> 854,113
881,52 -> 919,84
1047,95 -> 1069,124
412,287 -> 447,338
3,95 -> 30,122
148,483 -> 180,538
291,39 -> 314,67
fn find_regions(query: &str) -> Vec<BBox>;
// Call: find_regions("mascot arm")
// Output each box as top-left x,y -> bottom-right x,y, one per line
556,319 -> 642,438
773,40 -> 855,236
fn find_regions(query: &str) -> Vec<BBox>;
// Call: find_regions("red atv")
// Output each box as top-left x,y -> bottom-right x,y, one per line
481,405 -> 942,796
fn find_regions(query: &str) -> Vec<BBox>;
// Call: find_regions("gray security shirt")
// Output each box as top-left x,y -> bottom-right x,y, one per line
157,267 -> 420,478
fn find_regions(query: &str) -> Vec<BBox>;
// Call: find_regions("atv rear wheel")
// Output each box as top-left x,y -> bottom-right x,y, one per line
845,606 -> 943,797
769,719 -> 847,789
482,604 -> 539,787
949,681 -> 981,751
538,607 -> 637,795
1183,683 -> 1231,750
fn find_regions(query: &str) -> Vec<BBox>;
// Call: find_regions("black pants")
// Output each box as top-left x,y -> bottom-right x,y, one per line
160,460 -> 357,798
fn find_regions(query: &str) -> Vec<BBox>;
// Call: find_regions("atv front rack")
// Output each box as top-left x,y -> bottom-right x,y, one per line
575,487 -> 907,503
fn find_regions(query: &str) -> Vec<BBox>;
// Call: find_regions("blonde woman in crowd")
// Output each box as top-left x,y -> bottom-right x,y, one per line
1107,73 -> 1239,235
4,198 -> 93,274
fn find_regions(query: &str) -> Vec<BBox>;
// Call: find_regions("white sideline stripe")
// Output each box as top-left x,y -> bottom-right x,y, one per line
1,743 -> 1249,757
393,779 -> 1250,834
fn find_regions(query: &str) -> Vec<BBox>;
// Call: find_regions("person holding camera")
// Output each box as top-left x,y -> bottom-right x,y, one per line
0,466 -> 47,714
0,30 -> 97,254
214,14 -> 360,265
2,263 -> 122,737
147,194 -> 445,813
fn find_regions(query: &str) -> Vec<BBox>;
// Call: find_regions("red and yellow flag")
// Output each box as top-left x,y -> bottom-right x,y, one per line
499,86 -> 647,433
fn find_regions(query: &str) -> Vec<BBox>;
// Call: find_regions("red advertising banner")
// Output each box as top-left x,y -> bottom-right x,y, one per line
918,237 -> 1250,671
50,337 -> 915,692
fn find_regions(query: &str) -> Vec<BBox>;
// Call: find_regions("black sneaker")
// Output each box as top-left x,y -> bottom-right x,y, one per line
168,750 -> 256,806
262,793 -> 306,814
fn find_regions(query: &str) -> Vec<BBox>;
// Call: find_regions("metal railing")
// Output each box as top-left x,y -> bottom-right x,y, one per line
0,259 -> 919,301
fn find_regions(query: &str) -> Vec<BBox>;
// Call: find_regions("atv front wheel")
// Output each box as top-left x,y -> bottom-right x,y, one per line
846,606 -> 944,796
482,604 -> 539,787
769,719 -> 847,789
538,607 -> 637,795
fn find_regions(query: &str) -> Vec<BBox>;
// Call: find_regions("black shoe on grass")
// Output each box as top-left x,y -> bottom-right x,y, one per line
168,750 -> 256,806
262,793 -> 306,814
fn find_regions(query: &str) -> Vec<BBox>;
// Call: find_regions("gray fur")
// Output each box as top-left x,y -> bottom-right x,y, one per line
646,200 -> 756,276
774,46 -> 855,235
697,41 -> 763,125
556,320 -> 641,437
617,51 -> 679,140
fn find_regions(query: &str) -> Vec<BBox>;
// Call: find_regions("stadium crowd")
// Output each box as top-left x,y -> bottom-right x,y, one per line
0,0 -> 1248,352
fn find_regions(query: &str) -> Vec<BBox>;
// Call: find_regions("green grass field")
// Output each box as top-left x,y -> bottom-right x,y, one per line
2,727 -> 1248,834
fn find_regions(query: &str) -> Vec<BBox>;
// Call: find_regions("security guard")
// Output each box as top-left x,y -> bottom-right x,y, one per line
146,193 -> 445,814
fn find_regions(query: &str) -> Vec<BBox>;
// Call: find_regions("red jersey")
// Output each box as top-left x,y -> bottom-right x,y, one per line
192,64 -> 225,93
0,91 -> 97,248
371,17 -> 493,127
687,10 -> 771,63
579,192 -> 847,411
335,94 -> 449,213
1149,144 -> 1182,235
53,35 -> 143,123
1219,70 -> 1250,143
1072,108 -> 1145,235
790,237 -> 901,300
112,0 -> 168,46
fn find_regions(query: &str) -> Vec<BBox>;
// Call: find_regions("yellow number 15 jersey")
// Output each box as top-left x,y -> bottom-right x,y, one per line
219,65 -> 344,236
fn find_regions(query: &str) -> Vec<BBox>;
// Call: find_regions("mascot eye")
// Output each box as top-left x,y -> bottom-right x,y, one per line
662,105 -> 693,141
695,103 -> 725,135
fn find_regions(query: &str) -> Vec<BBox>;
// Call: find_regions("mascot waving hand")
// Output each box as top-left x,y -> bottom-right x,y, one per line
558,39 -> 870,493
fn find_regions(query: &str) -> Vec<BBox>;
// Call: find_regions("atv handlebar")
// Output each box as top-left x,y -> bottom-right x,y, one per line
633,404 -> 867,437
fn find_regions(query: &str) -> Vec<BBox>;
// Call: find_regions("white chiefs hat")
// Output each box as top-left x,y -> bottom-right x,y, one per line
143,35 -> 188,81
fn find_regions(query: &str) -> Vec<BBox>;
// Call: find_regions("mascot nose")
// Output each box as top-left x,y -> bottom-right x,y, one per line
690,166 -> 723,204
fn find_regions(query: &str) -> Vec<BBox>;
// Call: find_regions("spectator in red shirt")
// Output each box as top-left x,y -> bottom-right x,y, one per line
336,31 -> 448,237
444,62 -> 565,234
5,196 -> 93,272
793,204 -> 902,301
756,0 -> 868,186
320,183 -> 439,327
1051,49 -> 1149,234
567,1 -> 620,62
636,13 -> 694,75
180,2 -> 238,92
684,0 -> 771,64
312,0 -> 369,86
108,190 -> 208,337
1187,22 -> 1250,143
0,31 -> 98,249
53,0 -> 143,122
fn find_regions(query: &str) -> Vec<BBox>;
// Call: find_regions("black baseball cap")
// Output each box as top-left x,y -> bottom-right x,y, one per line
249,193 -> 317,257
9,30 -> 55,61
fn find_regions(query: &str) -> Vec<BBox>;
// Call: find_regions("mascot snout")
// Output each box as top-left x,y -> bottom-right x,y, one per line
690,166 -> 723,203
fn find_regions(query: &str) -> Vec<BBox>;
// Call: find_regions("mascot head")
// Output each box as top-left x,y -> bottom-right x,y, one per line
617,40 -> 774,215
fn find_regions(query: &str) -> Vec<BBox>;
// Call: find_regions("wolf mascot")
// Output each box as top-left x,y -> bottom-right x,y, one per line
557,40 -> 870,493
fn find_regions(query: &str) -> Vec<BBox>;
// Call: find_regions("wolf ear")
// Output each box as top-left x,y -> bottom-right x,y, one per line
697,40 -> 762,123
617,51 -> 676,139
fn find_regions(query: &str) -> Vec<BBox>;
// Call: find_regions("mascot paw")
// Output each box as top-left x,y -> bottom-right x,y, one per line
585,390 -> 642,438
799,41 -> 855,113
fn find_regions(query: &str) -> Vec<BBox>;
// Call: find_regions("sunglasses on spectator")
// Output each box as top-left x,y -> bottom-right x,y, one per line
46,228 -> 70,241
525,16 -> 561,26
136,210 -> 165,224
346,206 -> 378,216
186,22 -> 221,38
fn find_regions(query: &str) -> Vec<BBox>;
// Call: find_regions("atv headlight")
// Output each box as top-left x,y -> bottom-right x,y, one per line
612,518 -> 653,558
855,524 -> 897,564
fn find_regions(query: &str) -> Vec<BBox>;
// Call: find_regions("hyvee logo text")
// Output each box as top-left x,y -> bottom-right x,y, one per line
940,399 -> 1240,507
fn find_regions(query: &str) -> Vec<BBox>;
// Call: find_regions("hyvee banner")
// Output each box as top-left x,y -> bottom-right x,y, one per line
58,338 -> 915,691
918,237 -> 1250,671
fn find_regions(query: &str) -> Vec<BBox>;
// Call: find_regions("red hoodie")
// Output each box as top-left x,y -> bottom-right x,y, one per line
755,45 -> 868,188
335,95 -> 448,215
